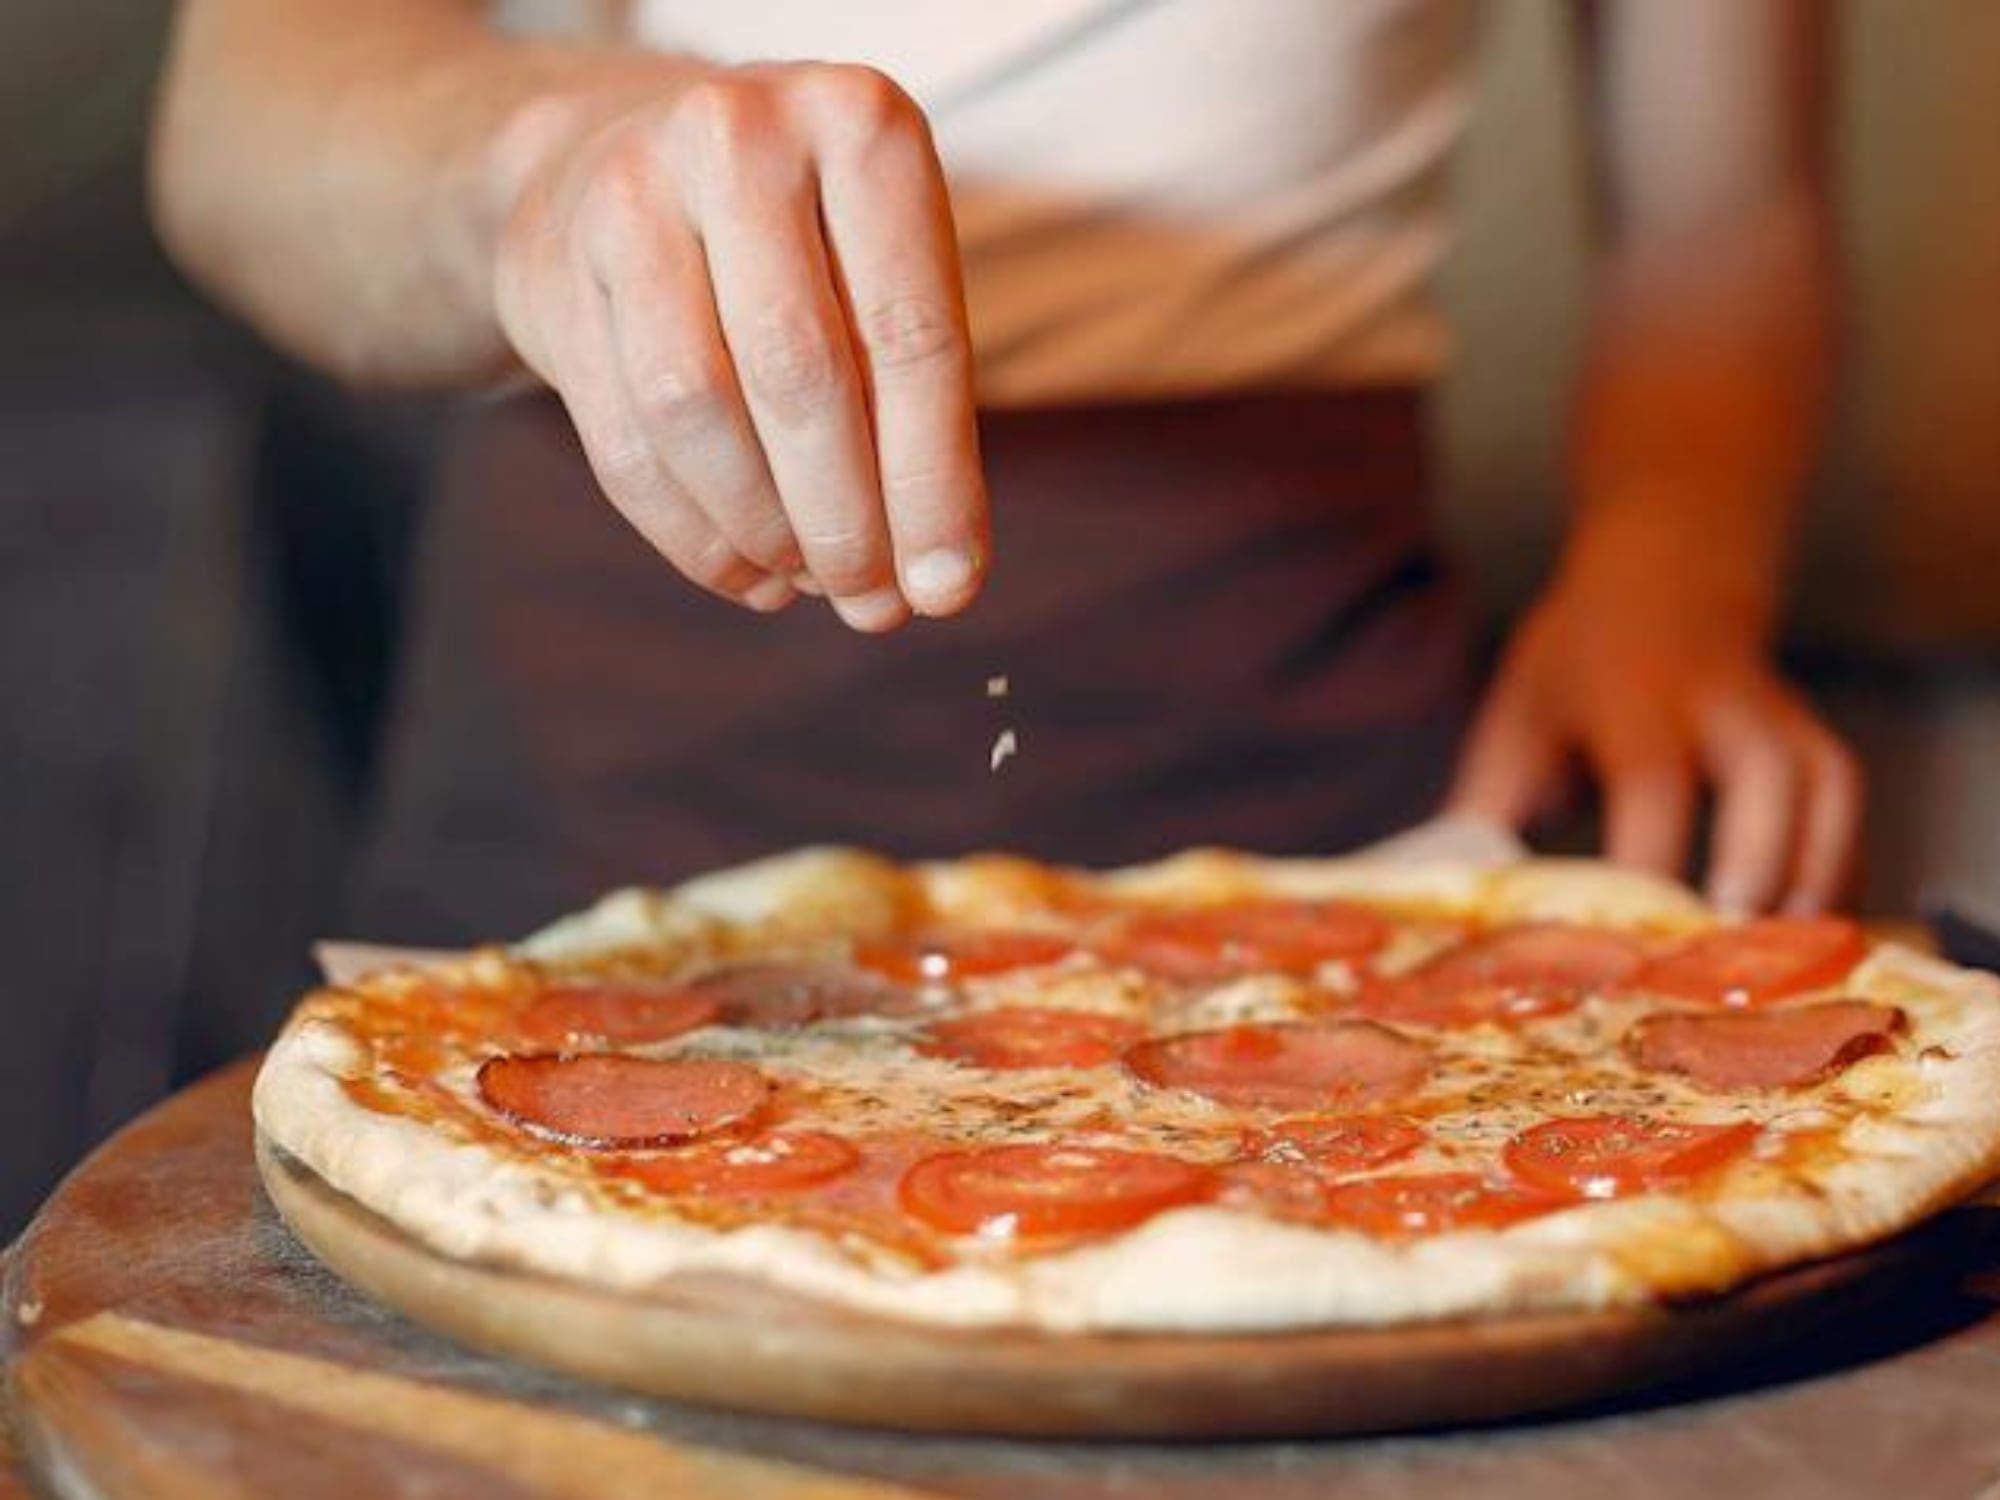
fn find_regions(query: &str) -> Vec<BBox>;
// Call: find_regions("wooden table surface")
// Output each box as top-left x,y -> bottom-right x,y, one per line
9,1060 -> 2000,1499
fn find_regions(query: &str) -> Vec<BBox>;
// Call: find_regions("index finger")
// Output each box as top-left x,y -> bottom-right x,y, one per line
808,76 -> 988,618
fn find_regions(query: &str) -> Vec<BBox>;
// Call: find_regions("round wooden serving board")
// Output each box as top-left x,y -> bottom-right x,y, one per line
257,1131 -> 1947,1441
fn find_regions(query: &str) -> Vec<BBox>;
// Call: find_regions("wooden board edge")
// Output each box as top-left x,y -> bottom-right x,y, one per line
252,1134 -> 1950,1440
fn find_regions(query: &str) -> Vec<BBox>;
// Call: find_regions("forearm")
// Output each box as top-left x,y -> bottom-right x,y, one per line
1560,192 -> 1837,636
150,0 -> 700,385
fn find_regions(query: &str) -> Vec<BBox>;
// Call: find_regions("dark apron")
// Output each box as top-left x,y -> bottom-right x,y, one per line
348,390 -> 1473,945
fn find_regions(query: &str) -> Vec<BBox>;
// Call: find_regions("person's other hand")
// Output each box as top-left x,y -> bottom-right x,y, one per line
1447,540 -> 1861,915
490,62 -> 985,630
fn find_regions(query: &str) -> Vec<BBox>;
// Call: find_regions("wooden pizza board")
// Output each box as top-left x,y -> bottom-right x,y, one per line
253,1130 -> 1965,1441
15,1061 -> 2000,1500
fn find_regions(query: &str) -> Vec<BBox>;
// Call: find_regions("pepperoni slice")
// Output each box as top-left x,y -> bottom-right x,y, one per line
1355,978 -> 1582,1030
919,1008 -> 1144,1070
1317,1173 -> 1566,1238
1095,900 -> 1388,982
852,931 -> 1078,986
1124,1020 -> 1430,1110
685,962 -> 915,1028
518,980 -> 719,1048
1637,917 -> 1867,1006
1242,1114 -> 1427,1174
1421,923 -> 1645,991
477,1054 -> 768,1148
1624,1000 -> 1904,1092
629,1130 -> 859,1197
1503,1115 -> 1760,1200
898,1143 -> 1217,1239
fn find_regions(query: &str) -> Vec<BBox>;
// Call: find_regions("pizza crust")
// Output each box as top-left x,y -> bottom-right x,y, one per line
258,849 -> 2000,1334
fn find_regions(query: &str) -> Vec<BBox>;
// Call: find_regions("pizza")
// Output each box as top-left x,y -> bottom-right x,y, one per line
254,846 -> 2000,1333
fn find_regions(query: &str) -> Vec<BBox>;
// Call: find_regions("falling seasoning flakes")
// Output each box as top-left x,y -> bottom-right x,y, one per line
989,729 -> 1018,773
986,672 -> 1016,772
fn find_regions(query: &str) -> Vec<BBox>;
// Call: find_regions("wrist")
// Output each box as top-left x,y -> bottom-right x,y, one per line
1550,490 -> 1786,644
1552,484 -> 1792,632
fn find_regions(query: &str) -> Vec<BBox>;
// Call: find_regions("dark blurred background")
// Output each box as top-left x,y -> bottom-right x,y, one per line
3,2 -> 1997,1234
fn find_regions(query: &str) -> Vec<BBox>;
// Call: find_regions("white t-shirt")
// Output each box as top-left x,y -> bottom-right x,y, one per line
630,0 -> 1471,405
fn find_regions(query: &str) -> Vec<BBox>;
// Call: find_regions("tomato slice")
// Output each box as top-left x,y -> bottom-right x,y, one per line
1421,923 -> 1645,992
1094,899 -> 1388,982
1242,1114 -> 1427,1174
898,1144 -> 1217,1239
518,980 -> 720,1048
1503,1115 -> 1760,1200
1355,978 -> 1582,1030
1317,1172 -> 1566,1238
852,931 -> 1077,986
1124,1020 -> 1431,1110
1637,918 -> 1866,1006
919,1008 -> 1144,1070
630,1130 -> 860,1197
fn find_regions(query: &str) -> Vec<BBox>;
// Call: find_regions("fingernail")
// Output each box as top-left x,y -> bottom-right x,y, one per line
742,577 -> 796,613
791,574 -> 825,597
833,587 -> 910,634
902,547 -> 981,616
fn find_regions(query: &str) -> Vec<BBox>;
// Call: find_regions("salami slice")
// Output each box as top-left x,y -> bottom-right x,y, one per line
519,980 -> 719,1048
1625,1000 -> 1904,1092
685,962 -> 916,1028
477,1054 -> 769,1148
1637,917 -> 1866,1006
1124,1020 -> 1430,1110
